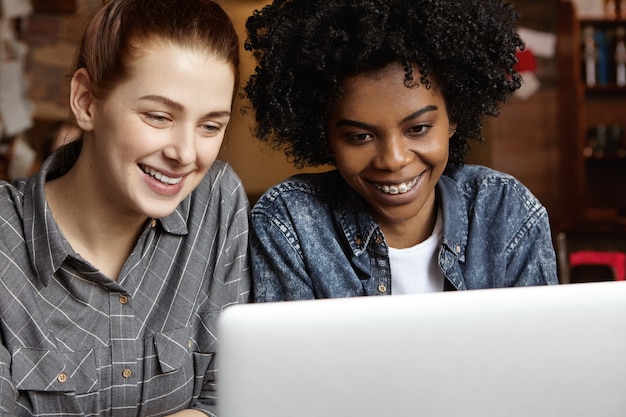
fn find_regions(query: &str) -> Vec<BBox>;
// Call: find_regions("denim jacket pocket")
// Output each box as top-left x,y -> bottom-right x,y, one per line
154,326 -> 192,374
10,347 -> 97,394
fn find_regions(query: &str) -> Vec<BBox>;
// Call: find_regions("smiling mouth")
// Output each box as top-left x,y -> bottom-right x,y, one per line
140,165 -> 183,185
373,174 -> 421,195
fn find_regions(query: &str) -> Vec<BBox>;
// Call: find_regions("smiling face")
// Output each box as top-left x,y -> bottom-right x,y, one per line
71,40 -> 235,220
328,63 -> 455,248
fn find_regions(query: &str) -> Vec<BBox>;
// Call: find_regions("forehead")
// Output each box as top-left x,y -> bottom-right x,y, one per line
107,41 -> 235,108
334,63 -> 445,117
128,37 -> 223,68
128,42 -> 231,80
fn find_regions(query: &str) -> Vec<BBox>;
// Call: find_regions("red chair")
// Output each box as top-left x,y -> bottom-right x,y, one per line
555,231 -> 626,283
569,251 -> 626,281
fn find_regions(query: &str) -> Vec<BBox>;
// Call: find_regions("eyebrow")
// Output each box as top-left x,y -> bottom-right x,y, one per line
334,105 -> 439,129
140,95 -> 184,111
139,95 -> 231,118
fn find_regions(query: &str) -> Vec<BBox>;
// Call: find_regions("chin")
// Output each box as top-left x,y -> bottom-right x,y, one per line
141,201 -> 182,220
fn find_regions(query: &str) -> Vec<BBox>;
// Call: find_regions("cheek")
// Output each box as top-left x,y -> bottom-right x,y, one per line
417,136 -> 450,163
329,135 -> 372,170
197,139 -> 224,168
332,149 -> 366,177
435,142 -> 450,163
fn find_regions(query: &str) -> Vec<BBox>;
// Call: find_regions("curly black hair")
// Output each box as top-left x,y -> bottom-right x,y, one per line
244,0 -> 523,168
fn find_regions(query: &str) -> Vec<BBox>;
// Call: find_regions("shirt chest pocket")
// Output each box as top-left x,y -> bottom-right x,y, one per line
153,326 -> 192,374
10,347 -> 98,394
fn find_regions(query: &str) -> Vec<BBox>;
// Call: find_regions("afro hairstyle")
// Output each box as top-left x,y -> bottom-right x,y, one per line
244,0 -> 524,168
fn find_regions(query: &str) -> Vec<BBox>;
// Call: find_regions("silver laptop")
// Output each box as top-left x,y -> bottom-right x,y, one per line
217,281 -> 626,417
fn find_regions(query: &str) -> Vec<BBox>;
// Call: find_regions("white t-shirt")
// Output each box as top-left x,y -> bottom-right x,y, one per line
389,210 -> 444,294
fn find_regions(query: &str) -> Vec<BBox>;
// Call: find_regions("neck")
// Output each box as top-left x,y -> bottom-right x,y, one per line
379,198 -> 438,249
44,160 -> 147,281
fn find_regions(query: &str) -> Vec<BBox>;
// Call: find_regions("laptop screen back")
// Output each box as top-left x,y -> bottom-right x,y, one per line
217,282 -> 626,417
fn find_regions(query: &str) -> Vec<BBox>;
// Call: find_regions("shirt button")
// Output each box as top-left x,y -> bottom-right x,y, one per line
151,219 -> 157,228
456,245 -> 461,254
119,295 -> 129,305
188,339 -> 193,349
122,368 -> 132,378
57,373 -> 67,383
378,284 -> 387,293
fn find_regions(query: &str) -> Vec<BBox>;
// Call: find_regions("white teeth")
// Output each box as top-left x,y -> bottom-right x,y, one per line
141,166 -> 182,185
375,176 -> 419,195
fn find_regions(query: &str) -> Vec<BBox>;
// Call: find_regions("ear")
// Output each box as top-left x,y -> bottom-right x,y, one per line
70,68 -> 96,131
448,123 -> 458,138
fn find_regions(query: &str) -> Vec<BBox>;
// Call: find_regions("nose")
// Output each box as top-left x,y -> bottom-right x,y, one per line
163,126 -> 196,166
374,133 -> 413,171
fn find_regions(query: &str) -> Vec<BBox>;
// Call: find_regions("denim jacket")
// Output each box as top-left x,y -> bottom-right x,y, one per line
250,165 -> 558,302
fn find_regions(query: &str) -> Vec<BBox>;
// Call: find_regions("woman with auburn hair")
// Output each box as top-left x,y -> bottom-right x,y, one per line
0,0 -> 249,415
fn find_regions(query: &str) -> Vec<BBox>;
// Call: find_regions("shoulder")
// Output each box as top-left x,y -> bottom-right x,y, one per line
168,161 -> 247,232
0,179 -> 30,260
192,160 -> 247,204
439,165 -> 549,249
202,160 -> 245,190
0,178 -> 27,220
251,170 -> 344,216
441,164 -> 542,211
443,164 -> 522,190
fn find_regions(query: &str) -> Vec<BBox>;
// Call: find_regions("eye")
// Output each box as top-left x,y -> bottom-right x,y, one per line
407,124 -> 431,137
346,132 -> 374,145
143,113 -> 171,126
199,123 -> 223,137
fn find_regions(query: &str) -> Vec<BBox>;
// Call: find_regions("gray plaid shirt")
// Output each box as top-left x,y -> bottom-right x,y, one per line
0,144 -> 251,416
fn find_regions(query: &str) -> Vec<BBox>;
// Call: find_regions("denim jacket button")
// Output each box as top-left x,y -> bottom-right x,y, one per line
378,284 -> 387,293
456,245 -> 461,254
355,236 -> 363,247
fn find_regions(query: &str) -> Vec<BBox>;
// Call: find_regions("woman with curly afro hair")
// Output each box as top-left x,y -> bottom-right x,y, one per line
245,0 -> 558,301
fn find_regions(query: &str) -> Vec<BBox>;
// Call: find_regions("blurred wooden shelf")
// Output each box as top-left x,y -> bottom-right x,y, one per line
556,0 -> 626,235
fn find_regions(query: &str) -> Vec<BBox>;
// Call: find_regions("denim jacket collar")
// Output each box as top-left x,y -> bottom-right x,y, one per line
333,171 -> 467,263
333,183 -> 380,257
437,174 -> 468,263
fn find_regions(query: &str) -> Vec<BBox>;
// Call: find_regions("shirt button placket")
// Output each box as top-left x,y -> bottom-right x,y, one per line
110,292 -> 138,410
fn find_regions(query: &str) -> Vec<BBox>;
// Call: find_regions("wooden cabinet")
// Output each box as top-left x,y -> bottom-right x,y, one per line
556,0 -> 626,233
